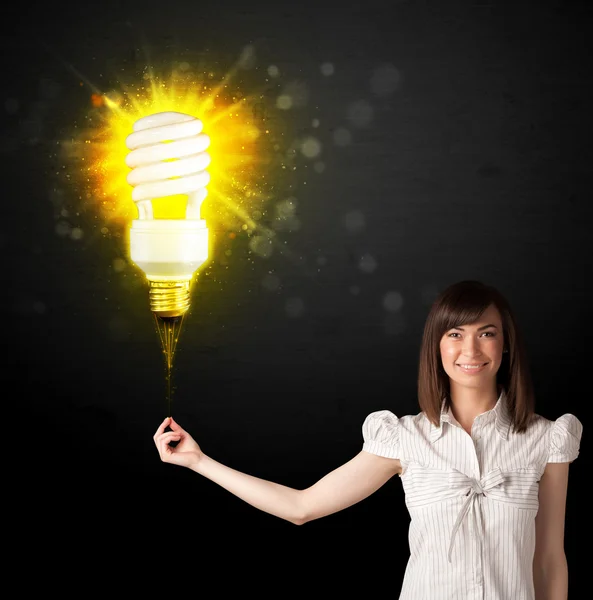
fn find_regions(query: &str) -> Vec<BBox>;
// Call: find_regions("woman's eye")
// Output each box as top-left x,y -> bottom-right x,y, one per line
447,331 -> 496,338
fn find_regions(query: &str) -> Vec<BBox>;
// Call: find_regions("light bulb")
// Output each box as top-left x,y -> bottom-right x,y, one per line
125,111 -> 211,318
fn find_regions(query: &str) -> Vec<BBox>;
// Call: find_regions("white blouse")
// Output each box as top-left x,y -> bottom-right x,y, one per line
362,393 -> 582,600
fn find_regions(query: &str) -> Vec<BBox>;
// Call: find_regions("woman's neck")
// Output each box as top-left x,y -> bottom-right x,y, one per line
449,384 -> 500,434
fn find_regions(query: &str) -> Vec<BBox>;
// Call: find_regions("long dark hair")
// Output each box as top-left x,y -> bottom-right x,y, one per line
418,280 -> 535,432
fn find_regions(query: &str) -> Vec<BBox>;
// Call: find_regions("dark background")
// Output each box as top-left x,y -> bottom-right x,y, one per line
2,0 -> 590,591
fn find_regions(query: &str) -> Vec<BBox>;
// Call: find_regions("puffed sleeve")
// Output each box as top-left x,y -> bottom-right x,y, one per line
362,410 -> 400,459
547,414 -> 583,463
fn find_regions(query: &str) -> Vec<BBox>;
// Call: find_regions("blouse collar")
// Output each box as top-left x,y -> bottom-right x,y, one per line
430,390 -> 511,443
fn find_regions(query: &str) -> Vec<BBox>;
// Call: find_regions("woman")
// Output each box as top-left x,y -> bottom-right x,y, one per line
154,279 -> 582,599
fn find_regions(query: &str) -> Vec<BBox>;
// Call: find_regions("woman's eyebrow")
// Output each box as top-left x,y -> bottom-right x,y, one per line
452,324 -> 498,331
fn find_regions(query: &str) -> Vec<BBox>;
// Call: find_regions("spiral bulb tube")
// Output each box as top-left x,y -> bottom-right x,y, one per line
125,111 -> 212,317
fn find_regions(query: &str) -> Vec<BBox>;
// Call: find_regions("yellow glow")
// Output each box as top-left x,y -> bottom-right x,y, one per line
62,63 -> 285,231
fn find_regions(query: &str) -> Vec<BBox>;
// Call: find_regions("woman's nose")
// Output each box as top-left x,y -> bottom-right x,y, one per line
462,337 -> 482,356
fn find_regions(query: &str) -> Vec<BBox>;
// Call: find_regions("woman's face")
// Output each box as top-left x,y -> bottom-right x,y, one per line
439,304 -> 505,391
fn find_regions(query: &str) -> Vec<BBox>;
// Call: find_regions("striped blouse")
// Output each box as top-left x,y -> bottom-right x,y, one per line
362,393 -> 583,600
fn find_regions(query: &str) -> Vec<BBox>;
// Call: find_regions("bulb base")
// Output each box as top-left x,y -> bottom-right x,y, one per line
149,280 -> 192,318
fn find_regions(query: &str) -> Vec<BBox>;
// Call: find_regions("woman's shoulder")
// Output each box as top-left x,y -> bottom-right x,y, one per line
362,409 -> 424,426
531,412 -> 583,432
530,412 -> 583,463
362,409 -> 429,440
361,409 -> 426,457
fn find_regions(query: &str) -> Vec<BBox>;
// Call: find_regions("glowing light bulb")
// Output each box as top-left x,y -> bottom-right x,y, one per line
125,111 -> 211,318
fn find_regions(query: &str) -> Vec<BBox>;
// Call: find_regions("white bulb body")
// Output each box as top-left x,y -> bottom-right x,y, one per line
125,111 -> 211,282
129,219 -> 208,280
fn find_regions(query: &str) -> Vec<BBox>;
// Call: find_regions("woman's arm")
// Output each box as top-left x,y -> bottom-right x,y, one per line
155,417 -> 402,525
195,449 -> 401,524
533,462 -> 570,600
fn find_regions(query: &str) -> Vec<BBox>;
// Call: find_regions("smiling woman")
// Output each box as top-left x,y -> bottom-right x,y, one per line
153,279 -> 583,600
441,305 -> 504,381
418,280 -> 533,434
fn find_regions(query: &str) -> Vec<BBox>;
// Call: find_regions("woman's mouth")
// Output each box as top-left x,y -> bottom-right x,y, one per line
456,362 -> 488,374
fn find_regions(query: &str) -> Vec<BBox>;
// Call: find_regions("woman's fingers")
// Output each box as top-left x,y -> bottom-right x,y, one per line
153,417 -> 171,441
168,417 -> 182,432
157,431 -> 181,445
156,432 -> 181,455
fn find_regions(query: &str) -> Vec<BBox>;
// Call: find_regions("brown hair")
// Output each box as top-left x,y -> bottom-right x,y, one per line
417,280 -> 535,432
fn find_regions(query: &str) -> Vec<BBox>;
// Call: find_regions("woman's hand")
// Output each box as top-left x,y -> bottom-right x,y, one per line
153,416 -> 204,470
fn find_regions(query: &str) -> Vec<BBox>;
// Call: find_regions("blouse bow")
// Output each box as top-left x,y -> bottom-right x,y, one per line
448,468 -> 505,562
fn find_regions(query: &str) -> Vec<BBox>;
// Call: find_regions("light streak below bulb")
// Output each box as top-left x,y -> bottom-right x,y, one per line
125,111 -> 211,318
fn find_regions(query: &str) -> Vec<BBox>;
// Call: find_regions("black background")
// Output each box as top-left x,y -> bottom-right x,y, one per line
2,0 -> 590,592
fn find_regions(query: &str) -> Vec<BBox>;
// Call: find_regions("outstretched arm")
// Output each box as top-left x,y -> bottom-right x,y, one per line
154,417 -> 402,525
533,462 -> 570,600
